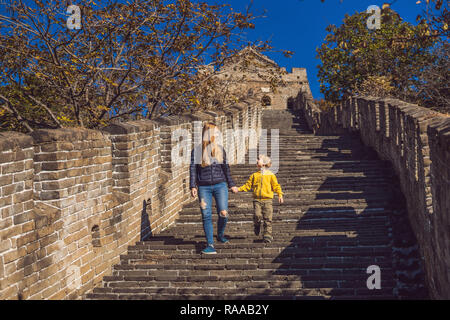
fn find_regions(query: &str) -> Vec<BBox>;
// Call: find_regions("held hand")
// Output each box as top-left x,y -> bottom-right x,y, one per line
191,188 -> 198,198
231,186 -> 239,194
278,196 -> 284,204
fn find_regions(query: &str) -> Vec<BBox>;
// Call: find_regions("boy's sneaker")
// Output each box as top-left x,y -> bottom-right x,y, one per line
217,236 -> 229,244
263,236 -> 273,243
254,222 -> 262,236
201,245 -> 217,254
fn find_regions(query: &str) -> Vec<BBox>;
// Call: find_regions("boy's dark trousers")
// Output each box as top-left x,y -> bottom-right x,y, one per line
253,199 -> 273,239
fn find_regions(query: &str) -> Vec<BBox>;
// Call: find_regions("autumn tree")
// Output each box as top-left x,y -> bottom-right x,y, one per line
314,0 -> 448,111
416,41 -> 449,113
414,1 -> 449,113
316,0 -> 448,37
0,0 -> 290,133
316,6 -> 436,104
414,0 -> 449,44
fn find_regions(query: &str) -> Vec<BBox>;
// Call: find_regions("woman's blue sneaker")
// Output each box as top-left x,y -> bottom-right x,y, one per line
217,236 -> 229,244
201,245 -> 217,254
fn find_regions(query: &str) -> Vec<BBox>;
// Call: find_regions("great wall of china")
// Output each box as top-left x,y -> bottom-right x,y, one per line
0,51 -> 449,299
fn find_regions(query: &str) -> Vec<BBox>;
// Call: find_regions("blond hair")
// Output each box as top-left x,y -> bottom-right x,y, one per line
258,154 -> 272,168
201,122 -> 223,167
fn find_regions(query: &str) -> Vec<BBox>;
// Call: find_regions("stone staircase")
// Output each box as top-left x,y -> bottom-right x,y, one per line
85,109 -> 428,300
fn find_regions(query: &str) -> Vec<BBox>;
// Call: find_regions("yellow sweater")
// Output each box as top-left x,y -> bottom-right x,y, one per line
238,169 -> 283,200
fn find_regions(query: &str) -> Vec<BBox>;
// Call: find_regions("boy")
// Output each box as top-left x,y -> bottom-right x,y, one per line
237,155 -> 284,243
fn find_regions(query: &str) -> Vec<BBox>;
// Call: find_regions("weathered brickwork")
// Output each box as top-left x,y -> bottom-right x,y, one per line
0,132 -> 34,300
0,99 -> 262,299
84,104 -> 428,300
293,91 -> 450,299
216,48 -> 310,110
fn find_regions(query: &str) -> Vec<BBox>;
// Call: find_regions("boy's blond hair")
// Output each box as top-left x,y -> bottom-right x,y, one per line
259,155 -> 272,168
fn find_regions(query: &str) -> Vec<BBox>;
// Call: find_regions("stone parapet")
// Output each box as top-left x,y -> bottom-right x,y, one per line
0,103 -> 262,300
292,90 -> 450,299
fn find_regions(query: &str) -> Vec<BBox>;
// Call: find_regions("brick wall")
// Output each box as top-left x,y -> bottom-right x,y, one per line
293,91 -> 450,299
0,101 -> 262,299
0,132 -> 34,300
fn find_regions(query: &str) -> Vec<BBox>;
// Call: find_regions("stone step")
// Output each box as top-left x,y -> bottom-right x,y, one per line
149,236 -> 392,248
134,231 -> 394,244
230,177 -> 392,183
245,143 -> 367,148
177,210 -> 391,220
137,236 -> 393,250
243,144 -> 371,148
231,176 -> 394,182
245,185 -> 390,193
166,223 -> 390,233
231,186 -> 391,194
172,217 -> 390,230
85,288 -> 396,300
231,175 -> 394,182
96,278 -> 396,291
176,206 -> 393,218
118,253 -> 393,265
233,167 -> 388,173
184,197 -> 393,208
184,196 -> 392,205
124,246 -> 393,258
232,158 -> 386,164
136,231 -> 392,244
147,224 -> 391,237
132,236 -> 393,251
174,219 -> 390,230
112,258 -> 393,273
110,267 -> 394,281
100,273 -> 395,286
140,237 -> 392,249
243,152 -> 365,156
92,286 -> 395,299
225,190 -> 391,197
255,135 -> 359,140
231,160 -> 392,168
230,174 -> 392,181
230,166 -> 392,173
84,110 -> 426,300
260,134 -> 352,138
233,172 -> 390,177
214,196 -> 392,206
239,154 -> 368,159
174,218 -> 390,228
242,149 -> 366,153
249,140 -> 366,145
146,233 -> 391,244
179,207 -> 390,217
94,284 -> 394,298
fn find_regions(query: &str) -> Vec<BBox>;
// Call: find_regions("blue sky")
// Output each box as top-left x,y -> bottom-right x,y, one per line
220,0 -> 429,99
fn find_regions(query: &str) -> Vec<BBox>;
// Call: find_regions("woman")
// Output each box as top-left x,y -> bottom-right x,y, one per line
189,122 -> 238,254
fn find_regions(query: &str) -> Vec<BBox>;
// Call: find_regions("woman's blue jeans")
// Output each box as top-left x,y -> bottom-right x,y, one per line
198,182 -> 229,246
